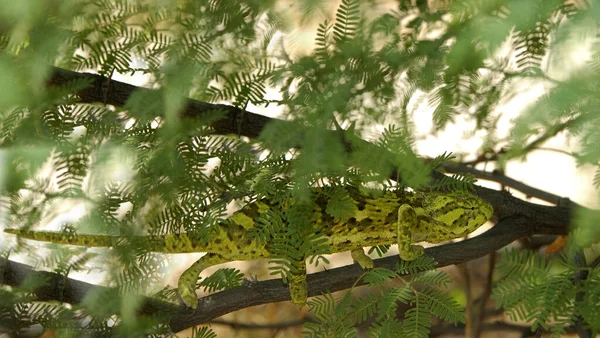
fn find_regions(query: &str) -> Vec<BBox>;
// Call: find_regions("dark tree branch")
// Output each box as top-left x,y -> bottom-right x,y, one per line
209,317 -> 315,330
48,66 -> 271,139
0,259 -> 181,318
50,65 -> 578,205
46,66 -> 580,211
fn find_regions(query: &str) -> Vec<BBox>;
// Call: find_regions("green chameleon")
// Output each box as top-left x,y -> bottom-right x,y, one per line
4,188 -> 493,309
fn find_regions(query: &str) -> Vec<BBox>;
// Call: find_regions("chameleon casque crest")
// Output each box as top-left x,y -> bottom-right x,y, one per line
5,187 -> 493,309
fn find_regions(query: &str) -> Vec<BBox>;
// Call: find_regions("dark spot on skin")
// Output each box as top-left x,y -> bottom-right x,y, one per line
385,213 -> 397,224
359,218 -> 373,227
322,214 -> 335,224
215,238 -> 222,244
244,204 -> 260,218
347,217 -> 357,226
356,200 -> 366,211
375,208 -> 382,213
246,239 -> 252,245
227,232 -> 234,241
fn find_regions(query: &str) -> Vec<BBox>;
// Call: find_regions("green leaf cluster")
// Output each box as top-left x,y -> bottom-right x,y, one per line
302,258 -> 465,337
1,0 -> 599,335
492,249 -> 600,336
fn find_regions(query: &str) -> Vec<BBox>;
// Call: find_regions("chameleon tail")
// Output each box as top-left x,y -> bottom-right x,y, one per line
4,229 -> 120,247
4,229 -> 213,253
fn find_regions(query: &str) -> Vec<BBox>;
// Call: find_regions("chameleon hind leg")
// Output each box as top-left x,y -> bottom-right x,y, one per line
290,250 -> 374,308
178,253 -> 229,309
289,260 -> 308,308
397,204 -> 424,261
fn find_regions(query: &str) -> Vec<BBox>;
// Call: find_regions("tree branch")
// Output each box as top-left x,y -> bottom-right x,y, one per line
444,163 -> 579,208
0,259 -> 181,318
47,66 -> 279,139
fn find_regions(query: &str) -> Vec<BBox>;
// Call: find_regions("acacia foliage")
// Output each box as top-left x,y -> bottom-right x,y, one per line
1,0 -> 599,336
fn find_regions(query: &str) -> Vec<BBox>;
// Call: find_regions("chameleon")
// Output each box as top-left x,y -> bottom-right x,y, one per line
4,187 -> 493,309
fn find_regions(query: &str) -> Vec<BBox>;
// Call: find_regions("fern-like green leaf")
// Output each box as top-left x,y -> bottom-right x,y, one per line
191,326 -> 218,338
368,244 -> 391,257
411,270 -> 453,289
333,0 -> 360,43
199,268 -> 244,293
348,293 -> 378,324
363,268 -> 397,287
397,256 -> 437,275
324,187 -> 357,222
419,287 -> 466,324
376,286 -> 413,321
400,308 -> 431,338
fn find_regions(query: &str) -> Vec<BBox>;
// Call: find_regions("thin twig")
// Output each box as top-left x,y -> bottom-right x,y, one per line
573,250 -> 593,338
457,263 -> 473,337
444,162 -> 580,208
472,252 -> 496,338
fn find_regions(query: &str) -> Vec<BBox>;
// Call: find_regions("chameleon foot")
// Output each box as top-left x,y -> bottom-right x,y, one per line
289,261 -> 308,308
399,244 -> 424,261
290,274 -> 308,308
351,249 -> 374,269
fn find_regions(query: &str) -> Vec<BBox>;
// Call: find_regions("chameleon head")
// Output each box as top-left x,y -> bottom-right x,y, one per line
426,191 -> 494,239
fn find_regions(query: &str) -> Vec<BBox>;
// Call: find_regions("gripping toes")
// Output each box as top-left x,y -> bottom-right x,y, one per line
399,244 -> 424,261
290,273 -> 308,308
397,204 -> 425,261
351,249 -> 374,269
289,260 -> 308,308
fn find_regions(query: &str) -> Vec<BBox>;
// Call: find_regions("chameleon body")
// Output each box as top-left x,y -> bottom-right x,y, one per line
4,188 -> 493,309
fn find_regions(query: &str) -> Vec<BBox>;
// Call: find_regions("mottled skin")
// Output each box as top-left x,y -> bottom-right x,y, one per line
4,188 -> 493,309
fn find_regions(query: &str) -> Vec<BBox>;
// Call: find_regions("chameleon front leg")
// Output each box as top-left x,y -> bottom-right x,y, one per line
351,249 -> 374,269
397,204 -> 424,261
178,253 -> 229,309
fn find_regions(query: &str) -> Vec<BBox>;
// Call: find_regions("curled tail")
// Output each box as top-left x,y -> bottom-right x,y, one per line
4,228 -> 214,254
